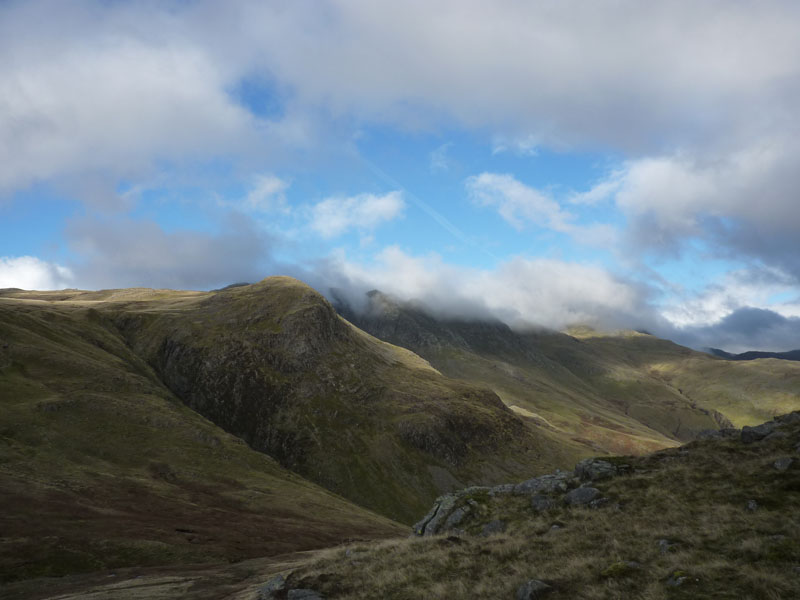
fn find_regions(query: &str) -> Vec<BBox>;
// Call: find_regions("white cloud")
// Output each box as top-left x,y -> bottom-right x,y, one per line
244,174 -> 290,212
321,246 -> 649,330
0,256 -> 74,290
466,172 -> 617,246
309,191 -> 405,238
660,267 -> 797,328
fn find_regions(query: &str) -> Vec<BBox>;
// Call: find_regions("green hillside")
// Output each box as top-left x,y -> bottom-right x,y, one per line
0,290 -> 402,583
337,292 -> 800,457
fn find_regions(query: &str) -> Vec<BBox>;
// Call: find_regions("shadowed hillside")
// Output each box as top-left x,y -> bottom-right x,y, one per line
336,291 -> 800,456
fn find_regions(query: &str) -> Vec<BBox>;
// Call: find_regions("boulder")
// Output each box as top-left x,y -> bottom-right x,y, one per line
564,487 -> 600,506
515,579 -> 551,599
776,411 -> 800,424
741,422 -> 779,444
514,472 -> 571,495
774,457 -> 794,471
746,499 -> 759,512
574,459 -> 618,482
413,493 -> 458,536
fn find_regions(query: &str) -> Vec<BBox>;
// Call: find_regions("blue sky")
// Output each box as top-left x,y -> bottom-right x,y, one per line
2,0 -> 800,352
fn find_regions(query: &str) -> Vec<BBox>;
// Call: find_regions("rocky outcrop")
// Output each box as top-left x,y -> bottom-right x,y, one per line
412,458 -> 624,536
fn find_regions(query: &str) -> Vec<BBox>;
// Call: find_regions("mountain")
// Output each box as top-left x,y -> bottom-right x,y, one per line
710,347 -> 800,362
0,285 -> 403,583
336,290 -> 800,454
4,278 -> 800,594
0,277 -> 589,584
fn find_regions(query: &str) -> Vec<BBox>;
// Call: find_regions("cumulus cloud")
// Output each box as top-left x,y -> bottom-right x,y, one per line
309,191 -> 405,238
0,256 -> 74,290
660,267 -> 797,329
466,173 -> 617,246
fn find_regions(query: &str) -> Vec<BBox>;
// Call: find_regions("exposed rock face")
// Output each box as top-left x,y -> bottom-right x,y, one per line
412,456 -> 625,536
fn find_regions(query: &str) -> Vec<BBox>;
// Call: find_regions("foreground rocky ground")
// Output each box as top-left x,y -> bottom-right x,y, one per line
6,412 -> 800,599
258,412 -> 800,599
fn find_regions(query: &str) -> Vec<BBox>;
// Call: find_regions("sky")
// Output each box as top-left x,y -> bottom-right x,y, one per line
2,0 -> 800,352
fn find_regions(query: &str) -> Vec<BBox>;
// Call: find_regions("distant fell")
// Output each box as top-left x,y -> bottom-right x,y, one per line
709,347 -> 800,362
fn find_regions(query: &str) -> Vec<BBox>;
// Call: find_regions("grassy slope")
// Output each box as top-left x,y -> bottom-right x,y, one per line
99,277 -> 586,523
1,278 -> 583,548
338,294 -> 800,458
285,415 -> 800,599
566,329 -> 800,426
0,293 -> 403,583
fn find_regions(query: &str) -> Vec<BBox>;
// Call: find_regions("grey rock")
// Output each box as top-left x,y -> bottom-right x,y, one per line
776,411 -> 800,424
574,458 -> 618,482
257,574 -> 286,599
514,472 -> 571,495
746,499 -> 759,512
443,506 -> 469,530
588,497 -> 610,509
741,422 -> 779,444
765,431 -> 789,441
288,590 -> 325,600
697,429 -> 722,440
489,483 -> 514,496
530,495 -> 555,511
515,579 -> 552,599
774,457 -> 794,471
564,486 -> 600,506
480,519 -> 506,537
413,493 -> 458,536
720,428 -> 742,438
